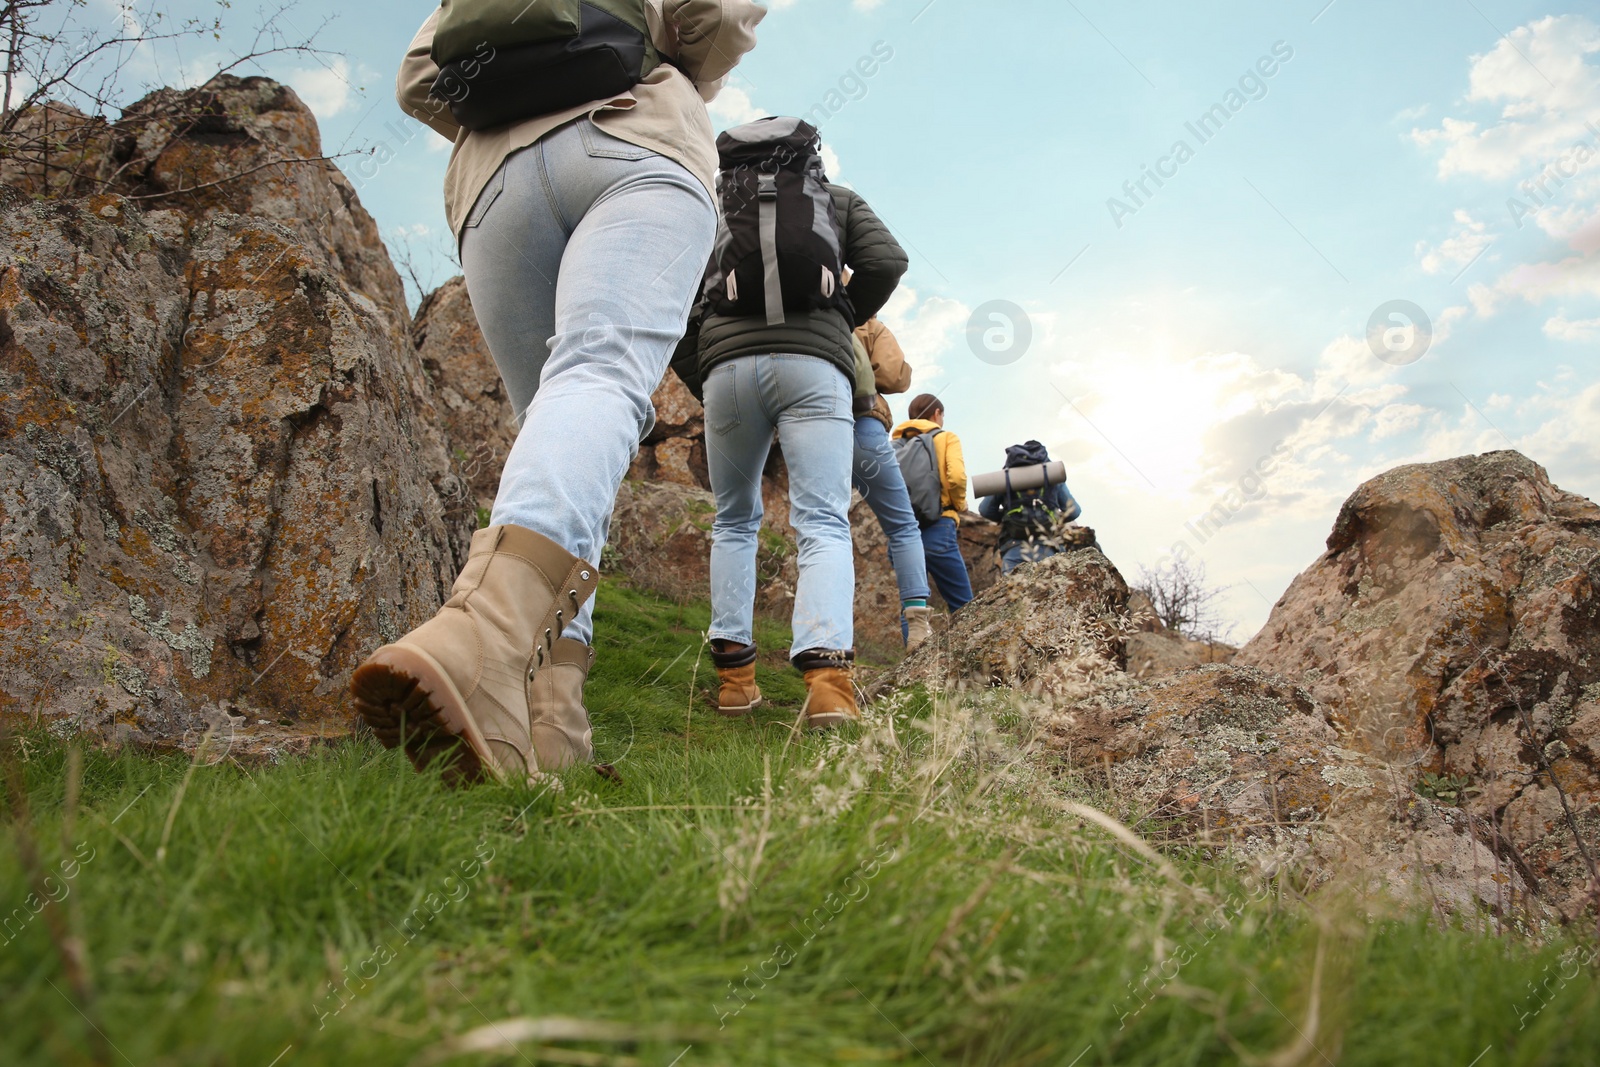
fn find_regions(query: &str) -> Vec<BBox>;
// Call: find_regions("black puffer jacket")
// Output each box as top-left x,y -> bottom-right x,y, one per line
671,183 -> 908,398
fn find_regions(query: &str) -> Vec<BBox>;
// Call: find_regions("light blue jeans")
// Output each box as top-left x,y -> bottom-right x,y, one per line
705,355 -> 855,658
853,417 -> 929,604
460,119 -> 716,644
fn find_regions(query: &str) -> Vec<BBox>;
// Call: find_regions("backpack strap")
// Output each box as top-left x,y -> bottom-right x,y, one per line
758,174 -> 784,326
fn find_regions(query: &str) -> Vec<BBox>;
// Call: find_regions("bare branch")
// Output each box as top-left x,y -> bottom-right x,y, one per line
124,152 -> 340,200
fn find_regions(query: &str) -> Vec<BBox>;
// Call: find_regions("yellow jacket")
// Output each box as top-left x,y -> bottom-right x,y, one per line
891,419 -> 968,523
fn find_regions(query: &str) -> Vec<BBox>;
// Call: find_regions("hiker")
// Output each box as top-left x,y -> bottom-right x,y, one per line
979,440 -> 1082,575
671,116 -> 908,730
892,395 -> 974,614
351,1 -> 765,786
850,318 -> 934,651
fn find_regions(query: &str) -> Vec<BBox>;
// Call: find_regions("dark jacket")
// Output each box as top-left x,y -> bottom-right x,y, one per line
979,482 -> 1072,524
671,183 -> 908,398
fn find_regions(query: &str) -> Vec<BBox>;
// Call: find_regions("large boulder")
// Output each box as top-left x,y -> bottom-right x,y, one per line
1053,665 -> 1539,913
0,81 -> 472,744
1058,666 -> 1367,838
412,277 -> 518,518
876,536 -> 1131,697
1237,451 -> 1600,918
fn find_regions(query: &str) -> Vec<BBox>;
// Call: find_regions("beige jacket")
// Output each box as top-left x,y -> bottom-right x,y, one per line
854,318 -> 912,431
397,1 -> 765,236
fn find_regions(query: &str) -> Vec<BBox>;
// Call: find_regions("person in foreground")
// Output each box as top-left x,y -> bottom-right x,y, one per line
850,318 -> 934,651
350,0 -> 765,786
893,394 -> 974,614
672,117 -> 908,730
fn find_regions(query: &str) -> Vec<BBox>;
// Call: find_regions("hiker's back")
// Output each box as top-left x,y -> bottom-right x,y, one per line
690,117 -> 908,731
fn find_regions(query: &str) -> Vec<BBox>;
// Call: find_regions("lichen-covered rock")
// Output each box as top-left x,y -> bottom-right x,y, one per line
3,78 -> 409,341
1237,451 -> 1600,918
0,84 -> 472,743
876,538 -> 1132,697
413,277 -> 518,516
1059,665 -> 1369,838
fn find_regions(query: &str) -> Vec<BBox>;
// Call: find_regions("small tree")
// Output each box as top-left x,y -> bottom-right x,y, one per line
1135,556 -> 1232,642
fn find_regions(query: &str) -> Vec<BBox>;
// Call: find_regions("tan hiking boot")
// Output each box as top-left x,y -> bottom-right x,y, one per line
904,606 -> 933,652
794,649 -> 859,730
529,638 -> 596,771
350,524 -> 599,786
711,642 -> 763,718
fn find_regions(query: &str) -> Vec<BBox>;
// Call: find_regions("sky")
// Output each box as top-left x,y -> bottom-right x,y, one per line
65,0 -> 1600,641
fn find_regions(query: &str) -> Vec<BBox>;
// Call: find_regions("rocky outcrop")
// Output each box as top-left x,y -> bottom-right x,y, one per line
412,278 -> 518,518
1057,666 -> 1368,838
0,80 -> 471,744
1052,665 -> 1539,914
1125,592 -> 1238,680
877,536 -> 1132,697
1237,452 -> 1599,919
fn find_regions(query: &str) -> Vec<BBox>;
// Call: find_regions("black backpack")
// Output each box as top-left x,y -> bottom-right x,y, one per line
701,118 -> 854,327
429,0 -> 662,132
997,441 -> 1079,543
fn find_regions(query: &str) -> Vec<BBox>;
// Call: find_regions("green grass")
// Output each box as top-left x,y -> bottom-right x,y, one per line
1,583 -> 1597,1066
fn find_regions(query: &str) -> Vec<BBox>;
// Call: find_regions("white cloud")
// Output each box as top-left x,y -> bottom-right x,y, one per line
1411,15 -> 1600,182
4,69 -> 35,111
1544,313 -> 1600,340
1416,210 -> 1493,273
876,287 -> 969,387
707,85 -> 764,129
288,57 -> 357,119
1414,15 -> 1600,320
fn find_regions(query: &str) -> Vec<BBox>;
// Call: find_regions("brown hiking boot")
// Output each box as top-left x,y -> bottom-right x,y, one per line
529,638 -> 596,771
711,642 -> 763,718
904,606 -> 933,652
350,525 -> 599,786
794,649 -> 859,730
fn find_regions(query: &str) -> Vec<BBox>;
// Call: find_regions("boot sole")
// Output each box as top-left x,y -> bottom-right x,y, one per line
806,711 -> 860,731
717,695 -> 763,720
351,645 -> 500,787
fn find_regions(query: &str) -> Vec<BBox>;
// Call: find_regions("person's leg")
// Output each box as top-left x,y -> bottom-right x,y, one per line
359,120 -> 719,783
921,517 -> 974,611
457,147 -> 566,434
771,357 -> 855,657
1000,543 -> 1024,575
482,120 -> 717,644
852,418 -> 930,605
705,357 -> 777,651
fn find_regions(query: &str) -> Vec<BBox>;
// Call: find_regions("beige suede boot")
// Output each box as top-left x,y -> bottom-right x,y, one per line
794,649 -> 859,730
904,606 -> 933,652
529,638 -> 596,771
711,642 -> 763,718
350,525 -> 599,786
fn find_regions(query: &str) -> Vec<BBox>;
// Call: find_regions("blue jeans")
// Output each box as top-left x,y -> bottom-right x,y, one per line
460,119 -> 716,644
921,517 -> 973,611
705,355 -> 855,657
853,417 -> 929,604
1000,541 -> 1061,575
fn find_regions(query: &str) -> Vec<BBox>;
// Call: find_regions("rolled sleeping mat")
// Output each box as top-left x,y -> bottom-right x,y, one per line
972,461 -> 1067,499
